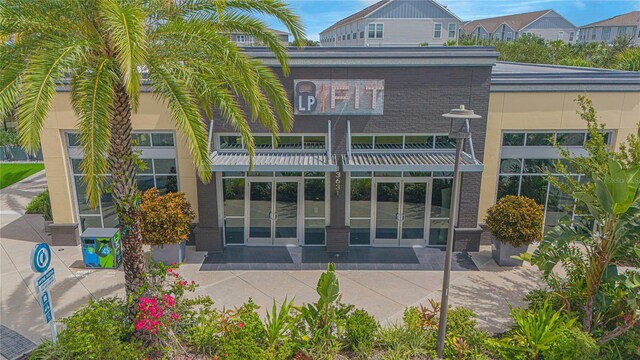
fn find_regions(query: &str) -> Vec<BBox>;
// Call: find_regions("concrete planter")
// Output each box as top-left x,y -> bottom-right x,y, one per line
43,220 -> 53,234
151,241 -> 186,265
492,238 -> 528,266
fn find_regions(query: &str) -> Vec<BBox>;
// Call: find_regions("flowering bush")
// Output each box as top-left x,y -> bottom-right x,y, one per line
134,261 -> 199,357
139,188 -> 195,246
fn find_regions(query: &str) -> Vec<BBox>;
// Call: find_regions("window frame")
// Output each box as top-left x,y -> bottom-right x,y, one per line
448,23 -> 457,38
434,23 -> 442,39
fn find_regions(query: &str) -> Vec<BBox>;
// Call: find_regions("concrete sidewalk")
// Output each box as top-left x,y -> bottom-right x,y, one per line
0,172 -> 545,347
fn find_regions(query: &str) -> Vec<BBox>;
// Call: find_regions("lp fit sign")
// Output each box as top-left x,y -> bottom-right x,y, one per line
294,79 -> 384,116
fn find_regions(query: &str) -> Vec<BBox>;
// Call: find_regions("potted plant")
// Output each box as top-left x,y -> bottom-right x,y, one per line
26,190 -> 53,233
140,188 -> 195,265
485,195 -> 543,266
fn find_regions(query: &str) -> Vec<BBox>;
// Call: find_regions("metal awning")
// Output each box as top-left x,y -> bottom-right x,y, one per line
342,151 -> 483,172
211,151 -> 338,172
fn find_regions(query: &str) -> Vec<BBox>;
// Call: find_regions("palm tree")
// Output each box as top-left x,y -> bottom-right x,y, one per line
1,0 -> 304,315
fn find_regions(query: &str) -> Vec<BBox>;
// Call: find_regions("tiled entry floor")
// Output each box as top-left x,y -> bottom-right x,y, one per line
200,246 -> 478,271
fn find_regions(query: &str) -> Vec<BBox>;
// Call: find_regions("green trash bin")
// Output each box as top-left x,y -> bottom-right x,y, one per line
80,228 -> 122,269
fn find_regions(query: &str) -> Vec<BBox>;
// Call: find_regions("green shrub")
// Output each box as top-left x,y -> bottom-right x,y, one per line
30,297 -> 142,360
401,302 -> 491,359
599,325 -> 640,360
376,323 -> 432,359
498,300 -> 575,360
523,289 -> 564,312
542,326 -> 599,360
0,129 -> 19,147
216,300 -> 265,359
26,190 -> 52,221
345,308 -> 378,357
28,339 -> 68,360
485,195 -> 544,247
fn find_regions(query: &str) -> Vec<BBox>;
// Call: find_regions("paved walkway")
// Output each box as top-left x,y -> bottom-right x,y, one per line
0,172 -> 545,351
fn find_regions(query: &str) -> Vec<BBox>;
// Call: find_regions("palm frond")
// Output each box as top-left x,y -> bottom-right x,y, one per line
253,63 -> 293,133
214,10 -> 290,74
17,40 -> 86,153
147,58 -> 212,182
98,0 -> 146,110
224,0 -> 306,47
70,58 -> 118,208
0,0 -> 87,40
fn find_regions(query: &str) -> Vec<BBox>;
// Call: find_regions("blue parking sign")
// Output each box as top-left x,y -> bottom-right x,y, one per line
31,243 -> 51,273
39,290 -> 54,325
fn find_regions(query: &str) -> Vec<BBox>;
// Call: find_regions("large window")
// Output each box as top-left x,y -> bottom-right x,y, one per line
434,23 -> 442,38
67,132 -> 178,230
498,130 -> 613,230
368,23 -> 383,38
351,134 -> 455,150
218,134 -> 326,151
603,27 -> 611,40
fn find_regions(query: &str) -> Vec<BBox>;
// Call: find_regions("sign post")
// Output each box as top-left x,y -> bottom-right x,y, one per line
30,243 -> 57,343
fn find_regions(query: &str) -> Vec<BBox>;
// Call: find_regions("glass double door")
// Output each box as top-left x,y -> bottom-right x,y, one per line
373,180 -> 429,246
247,180 -> 300,245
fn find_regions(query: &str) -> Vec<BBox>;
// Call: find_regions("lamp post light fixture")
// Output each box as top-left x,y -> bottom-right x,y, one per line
436,105 -> 482,358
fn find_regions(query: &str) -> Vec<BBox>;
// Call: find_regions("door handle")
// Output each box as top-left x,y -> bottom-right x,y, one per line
396,213 -> 401,222
269,211 -> 274,220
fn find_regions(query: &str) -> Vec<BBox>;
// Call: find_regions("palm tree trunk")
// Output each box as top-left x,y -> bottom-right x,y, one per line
109,83 -> 145,320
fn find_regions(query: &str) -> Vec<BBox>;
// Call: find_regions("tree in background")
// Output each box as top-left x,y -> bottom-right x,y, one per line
454,34 -> 640,71
290,38 -> 320,47
1,0 -> 304,318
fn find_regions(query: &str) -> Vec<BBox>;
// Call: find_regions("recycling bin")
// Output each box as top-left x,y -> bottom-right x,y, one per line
80,228 -> 122,269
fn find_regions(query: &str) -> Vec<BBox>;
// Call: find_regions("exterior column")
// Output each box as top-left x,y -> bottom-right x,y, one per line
326,169 -> 349,252
194,174 -> 223,252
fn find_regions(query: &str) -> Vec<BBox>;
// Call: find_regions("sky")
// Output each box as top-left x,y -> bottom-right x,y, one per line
262,0 -> 640,41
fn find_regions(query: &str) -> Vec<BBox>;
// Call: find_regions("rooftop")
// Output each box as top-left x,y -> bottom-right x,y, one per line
580,11 -> 640,28
320,0 -> 391,34
491,61 -> 640,91
463,10 -> 553,34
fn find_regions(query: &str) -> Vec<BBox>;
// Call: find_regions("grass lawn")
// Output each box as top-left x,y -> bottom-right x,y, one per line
0,163 -> 45,189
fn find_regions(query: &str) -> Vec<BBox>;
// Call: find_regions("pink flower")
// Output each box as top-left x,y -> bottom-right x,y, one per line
171,313 -> 180,320
238,322 -> 245,328
162,294 -> 176,307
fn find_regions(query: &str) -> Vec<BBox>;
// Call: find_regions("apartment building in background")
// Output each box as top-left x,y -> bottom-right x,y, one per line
228,28 -> 290,46
462,10 -> 578,43
578,11 -> 640,45
319,0 -> 462,47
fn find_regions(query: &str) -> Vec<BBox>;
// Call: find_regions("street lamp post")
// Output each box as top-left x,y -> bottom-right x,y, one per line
436,105 -> 481,358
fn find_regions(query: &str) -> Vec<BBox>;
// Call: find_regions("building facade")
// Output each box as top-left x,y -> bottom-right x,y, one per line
319,0 -> 462,47
463,10 -> 578,44
578,11 -> 640,45
42,48 -> 640,256
228,28 -> 289,46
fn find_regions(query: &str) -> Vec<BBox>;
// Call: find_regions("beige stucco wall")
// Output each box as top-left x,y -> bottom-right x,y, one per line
43,92 -> 200,225
478,91 -> 640,224
43,90 -> 639,230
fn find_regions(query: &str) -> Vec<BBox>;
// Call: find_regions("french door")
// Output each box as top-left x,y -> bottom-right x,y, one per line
246,180 -> 300,245
373,180 -> 429,246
